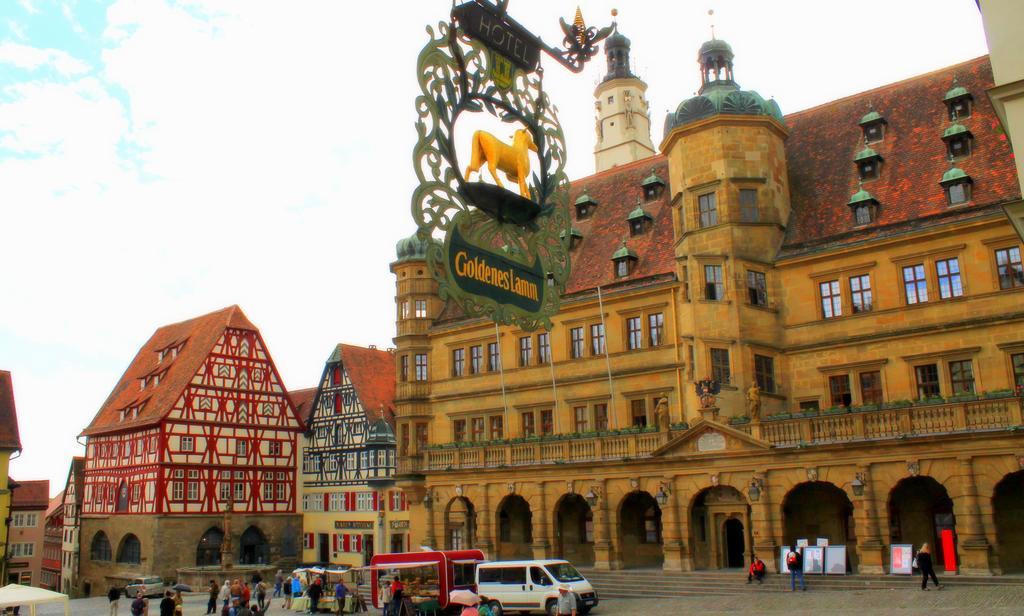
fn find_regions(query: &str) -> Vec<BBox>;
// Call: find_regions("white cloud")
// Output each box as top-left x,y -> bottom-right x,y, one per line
0,41 -> 91,76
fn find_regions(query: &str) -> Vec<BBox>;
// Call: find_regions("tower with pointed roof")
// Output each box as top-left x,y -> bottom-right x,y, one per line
593,20 -> 656,173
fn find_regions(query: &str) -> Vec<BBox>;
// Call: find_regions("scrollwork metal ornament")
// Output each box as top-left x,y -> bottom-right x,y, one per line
411,6 -> 577,331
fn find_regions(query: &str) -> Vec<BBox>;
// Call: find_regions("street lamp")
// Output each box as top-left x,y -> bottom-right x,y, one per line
655,483 -> 671,507
748,478 -> 762,502
584,488 -> 599,508
422,490 -> 433,507
851,473 -> 866,497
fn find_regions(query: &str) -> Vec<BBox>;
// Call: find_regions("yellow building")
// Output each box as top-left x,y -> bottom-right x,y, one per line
296,345 -> 410,568
0,371 -> 24,584
393,34 -> 1024,576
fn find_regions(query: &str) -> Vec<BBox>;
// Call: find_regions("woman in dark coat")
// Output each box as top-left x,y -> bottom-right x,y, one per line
917,543 -> 942,590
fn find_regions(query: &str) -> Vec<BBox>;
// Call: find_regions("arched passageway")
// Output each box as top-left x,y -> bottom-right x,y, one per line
554,494 -> 594,566
196,527 -> 224,566
618,491 -> 662,569
994,471 -> 1024,573
445,496 -> 476,550
497,494 -> 533,560
239,526 -> 269,565
783,481 -> 857,572
889,476 -> 956,571
690,486 -> 750,570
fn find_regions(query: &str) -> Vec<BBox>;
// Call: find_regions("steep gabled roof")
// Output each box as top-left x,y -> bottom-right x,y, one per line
12,479 -> 49,510
289,387 -> 317,423
0,371 -> 23,450
308,344 -> 396,427
81,305 -> 259,437
780,56 -> 1019,257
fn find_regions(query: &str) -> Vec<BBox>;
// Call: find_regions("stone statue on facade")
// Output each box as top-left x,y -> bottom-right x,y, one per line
221,501 -> 234,568
624,91 -> 635,128
654,397 -> 671,432
747,383 -> 762,421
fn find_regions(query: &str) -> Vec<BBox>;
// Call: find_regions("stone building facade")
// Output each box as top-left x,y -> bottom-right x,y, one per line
393,33 -> 1024,576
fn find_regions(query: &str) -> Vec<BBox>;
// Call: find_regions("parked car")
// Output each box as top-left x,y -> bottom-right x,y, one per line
124,576 -> 166,598
476,560 -> 597,616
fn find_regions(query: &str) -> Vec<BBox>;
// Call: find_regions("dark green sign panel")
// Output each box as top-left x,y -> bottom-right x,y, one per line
447,225 -> 544,313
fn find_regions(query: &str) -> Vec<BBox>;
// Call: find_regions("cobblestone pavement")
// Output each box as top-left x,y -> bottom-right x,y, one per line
27,585 -> 1024,615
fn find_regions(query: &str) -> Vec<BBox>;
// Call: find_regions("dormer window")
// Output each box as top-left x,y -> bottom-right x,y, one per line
854,147 -> 883,181
847,188 -> 879,226
560,227 -> 583,250
575,191 -> 598,219
611,242 -> 638,278
942,123 -> 973,159
859,109 -> 887,144
641,169 -> 666,201
940,165 -> 973,206
944,81 -> 973,120
627,201 -> 653,236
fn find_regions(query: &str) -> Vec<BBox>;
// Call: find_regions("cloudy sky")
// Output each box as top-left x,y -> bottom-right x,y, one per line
0,0 -> 991,494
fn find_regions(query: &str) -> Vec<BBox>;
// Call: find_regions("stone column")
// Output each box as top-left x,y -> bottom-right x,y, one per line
423,492 -> 437,550
956,457 -> 993,575
532,483 -> 552,559
477,484 -> 495,557
749,474 -> 779,573
660,477 -> 686,571
852,464 -> 885,574
591,480 -> 615,570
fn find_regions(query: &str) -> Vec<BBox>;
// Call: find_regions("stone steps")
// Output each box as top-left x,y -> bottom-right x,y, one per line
579,568 -> 1024,598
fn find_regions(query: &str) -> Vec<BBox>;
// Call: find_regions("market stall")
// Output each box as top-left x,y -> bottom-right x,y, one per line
290,566 -> 363,613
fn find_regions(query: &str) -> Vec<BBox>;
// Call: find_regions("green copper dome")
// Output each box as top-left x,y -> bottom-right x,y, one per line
859,110 -> 884,126
627,204 -> 652,222
854,146 -> 882,163
847,188 -> 878,206
366,418 -> 395,445
942,123 -> 970,140
943,84 -> 970,103
699,38 -> 734,59
940,166 -> 971,185
611,242 -> 638,261
641,169 -> 665,187
395,232 -> 437,263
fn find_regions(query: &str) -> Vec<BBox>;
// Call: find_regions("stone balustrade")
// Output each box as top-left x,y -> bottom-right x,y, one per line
411,397 -> 1023,472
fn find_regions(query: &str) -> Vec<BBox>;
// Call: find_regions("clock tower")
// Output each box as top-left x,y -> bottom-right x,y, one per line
593,23 -> 656,173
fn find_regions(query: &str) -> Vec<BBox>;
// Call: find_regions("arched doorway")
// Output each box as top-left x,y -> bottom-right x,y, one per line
555,494 -> 594,566
196,527 -> 224,566
239,526 -> 269,565
618,491 -> 662,569
783,482 -> 857,572
993,471 -> 1024,573
496,495 -> 533,560
889,476 -> 956,571
723,519 -> 745,568
116,534 -> 141,564
690,486 -> 750,570
445,497 -> 476,550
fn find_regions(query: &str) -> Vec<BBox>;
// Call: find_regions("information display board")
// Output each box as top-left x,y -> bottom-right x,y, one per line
890,544 -> 914,575
825,545 -> 847,575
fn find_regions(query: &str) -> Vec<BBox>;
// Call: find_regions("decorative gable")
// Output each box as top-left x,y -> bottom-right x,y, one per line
650,418 -> 770,457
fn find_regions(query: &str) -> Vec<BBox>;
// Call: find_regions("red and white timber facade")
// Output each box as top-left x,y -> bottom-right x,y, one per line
78,306 -> 304,595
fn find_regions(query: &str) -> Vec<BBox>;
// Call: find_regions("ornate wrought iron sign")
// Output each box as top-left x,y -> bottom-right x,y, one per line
410,1 -> 610,331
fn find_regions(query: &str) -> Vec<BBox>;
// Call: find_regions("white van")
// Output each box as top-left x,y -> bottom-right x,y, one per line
475,560 -> 598,616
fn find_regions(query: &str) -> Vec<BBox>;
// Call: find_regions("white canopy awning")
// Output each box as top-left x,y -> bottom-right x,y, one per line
359,561 -> 439,571
0,584 -> 71,616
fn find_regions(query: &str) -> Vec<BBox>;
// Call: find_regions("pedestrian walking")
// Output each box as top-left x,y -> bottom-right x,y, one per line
256,580 -> 268,612
173,590 -> 184,612
242,582 -> 252,607
274,570 -> 284,598
554,585 -> 577,616
108,585 -> 121,616
786,545 -> 806,592
380,576 -> 393,616
916,543 -> 942,590
208,579 -> 220,615
389,577 -> 404,616
130,591 -> 148,616
219,580 -> 231,610
159,591 -> 176,616
334,579 -> 348,615
747,554 -> 766,584
283,572 -> 293,610
307,578 -> 323,614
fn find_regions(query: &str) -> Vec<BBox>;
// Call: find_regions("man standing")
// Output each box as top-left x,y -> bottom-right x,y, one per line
334,579 -> 348,615
159,591 -> 176,616
555,585 -> 577,616
108,585 -> 121,616
786,545 -> 806,592
207,579 -> 220,614
307,578 -> 323,614
130,591 -> 147,616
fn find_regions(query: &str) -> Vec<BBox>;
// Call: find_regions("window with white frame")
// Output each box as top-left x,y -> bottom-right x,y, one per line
12,513 -> 38,528
356,492 -> 375,512
180,436 -> 194,452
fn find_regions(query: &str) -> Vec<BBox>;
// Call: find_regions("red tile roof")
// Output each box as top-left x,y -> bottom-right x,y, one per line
46,490 -> 65,518
780,56 -> 1020,257
12,479 -> 49,509
81,305 -> 260,436
289,387 -> 317,424
64,457 -> 85,505
0,371 -> 22,450
563,156 -> 674,294
337,344 -> 396,420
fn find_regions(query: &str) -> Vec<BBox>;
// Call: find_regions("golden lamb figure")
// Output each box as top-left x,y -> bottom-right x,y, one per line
464,129 -> 538,198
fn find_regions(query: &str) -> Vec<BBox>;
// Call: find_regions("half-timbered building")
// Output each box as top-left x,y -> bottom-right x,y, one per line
78,306 -> 304,594
299,344 -> 408,568
60,456 -> 84,596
